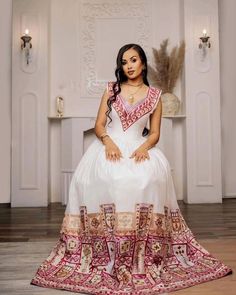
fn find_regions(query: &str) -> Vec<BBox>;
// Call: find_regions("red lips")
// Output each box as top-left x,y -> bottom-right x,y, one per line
128,71 -> 135,75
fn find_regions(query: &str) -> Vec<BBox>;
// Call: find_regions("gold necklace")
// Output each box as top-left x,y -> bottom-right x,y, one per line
128,84 -> 144,104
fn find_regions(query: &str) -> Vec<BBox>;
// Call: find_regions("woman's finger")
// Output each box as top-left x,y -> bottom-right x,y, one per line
113,152 -> 119,161
135,156 -> 141,163
110,153 -> 115,161
130,151 -> 136,158
108,152 -> 113,161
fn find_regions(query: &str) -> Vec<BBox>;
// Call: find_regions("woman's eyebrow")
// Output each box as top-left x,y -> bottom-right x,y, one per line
122,55 -> 137,61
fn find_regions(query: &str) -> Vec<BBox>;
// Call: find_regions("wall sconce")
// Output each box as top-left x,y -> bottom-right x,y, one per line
21,29 -> 32,65
198,29 -> 211,60
199,29 -> 211,49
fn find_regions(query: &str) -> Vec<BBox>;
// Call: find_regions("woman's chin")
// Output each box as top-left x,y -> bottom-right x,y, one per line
127,74 -> 141,80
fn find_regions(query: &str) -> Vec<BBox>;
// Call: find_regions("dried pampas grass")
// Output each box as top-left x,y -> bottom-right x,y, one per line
148,39 -> 185,94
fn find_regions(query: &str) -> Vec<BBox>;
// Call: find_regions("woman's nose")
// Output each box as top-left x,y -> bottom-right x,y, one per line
127,63 -> 132,69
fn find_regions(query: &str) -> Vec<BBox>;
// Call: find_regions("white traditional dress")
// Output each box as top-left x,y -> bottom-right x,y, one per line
31,82 -> 232,294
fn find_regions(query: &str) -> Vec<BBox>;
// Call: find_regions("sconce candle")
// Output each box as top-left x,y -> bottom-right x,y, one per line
202,29 -> 207,37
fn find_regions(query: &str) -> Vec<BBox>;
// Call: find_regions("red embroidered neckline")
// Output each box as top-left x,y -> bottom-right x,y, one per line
118,87 -> 151,113
108,82 -> 161,131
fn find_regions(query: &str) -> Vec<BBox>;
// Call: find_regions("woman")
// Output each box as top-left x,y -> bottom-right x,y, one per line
31,44 -> 232,294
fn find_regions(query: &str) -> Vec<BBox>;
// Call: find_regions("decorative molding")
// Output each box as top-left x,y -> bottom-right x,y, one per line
194,91 -> 213,187
11,0 -> 49,207
223,193 -> 236,198
184,0 -> 221,203
80,0 -> 150,97
20,92 -> 39,189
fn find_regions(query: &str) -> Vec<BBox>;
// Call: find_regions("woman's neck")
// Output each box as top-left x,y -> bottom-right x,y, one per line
125,77 -> 144,86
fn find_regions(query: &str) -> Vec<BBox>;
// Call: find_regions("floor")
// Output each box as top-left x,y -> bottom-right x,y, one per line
0,199 -> 235,294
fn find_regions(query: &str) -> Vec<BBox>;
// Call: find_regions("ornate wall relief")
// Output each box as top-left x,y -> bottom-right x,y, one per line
80,0 -> 151,97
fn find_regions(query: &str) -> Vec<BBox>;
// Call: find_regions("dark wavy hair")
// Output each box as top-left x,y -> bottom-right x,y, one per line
105,44 -> 150,136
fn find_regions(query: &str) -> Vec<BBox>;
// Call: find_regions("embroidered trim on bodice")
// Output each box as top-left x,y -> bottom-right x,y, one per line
107,81 -> 162,131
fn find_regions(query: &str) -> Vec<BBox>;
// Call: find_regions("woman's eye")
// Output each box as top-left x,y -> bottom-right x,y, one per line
121,61 -> 126,65
131,59 -> 137,63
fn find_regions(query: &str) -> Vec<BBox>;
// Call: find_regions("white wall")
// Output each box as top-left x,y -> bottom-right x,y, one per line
49,0 -> 186,202
1,0 -> 235,204
0,0 -> 12,204
219,0 -> 236,198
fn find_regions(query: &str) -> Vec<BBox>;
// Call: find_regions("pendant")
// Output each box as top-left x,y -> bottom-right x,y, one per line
129,95 -> 134,104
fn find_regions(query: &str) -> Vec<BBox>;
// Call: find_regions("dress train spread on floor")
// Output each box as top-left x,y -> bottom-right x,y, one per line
31,82 -> 232,294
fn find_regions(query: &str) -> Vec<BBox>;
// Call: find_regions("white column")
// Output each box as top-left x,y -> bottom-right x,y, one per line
0,0 -> 12,204
184,0 -> 222,203
11,0 -> 49,206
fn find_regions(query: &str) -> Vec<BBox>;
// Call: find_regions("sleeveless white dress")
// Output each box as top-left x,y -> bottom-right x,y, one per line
31,82 -> 231,294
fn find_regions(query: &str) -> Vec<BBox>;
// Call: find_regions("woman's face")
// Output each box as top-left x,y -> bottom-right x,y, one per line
121,48 -> 144,80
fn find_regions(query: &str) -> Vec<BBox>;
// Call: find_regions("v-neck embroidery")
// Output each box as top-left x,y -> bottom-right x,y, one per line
118,87 -> 150,114
107,81 -> 162,132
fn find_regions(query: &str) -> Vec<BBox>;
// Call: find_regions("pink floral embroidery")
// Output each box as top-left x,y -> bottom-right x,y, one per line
31,205 -> 232,294
107,82 -> 162,131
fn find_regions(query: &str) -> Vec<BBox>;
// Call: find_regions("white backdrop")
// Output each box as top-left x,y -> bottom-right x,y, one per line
48,0 -> 185,203
1,0 -> 235,205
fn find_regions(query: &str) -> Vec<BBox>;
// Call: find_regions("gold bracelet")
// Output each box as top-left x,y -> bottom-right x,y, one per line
101,135 -> 109,141
100,133 -> 109,141
100,132 -> 107,138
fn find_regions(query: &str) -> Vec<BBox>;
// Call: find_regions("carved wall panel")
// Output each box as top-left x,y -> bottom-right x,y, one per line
80,0 -> 151,97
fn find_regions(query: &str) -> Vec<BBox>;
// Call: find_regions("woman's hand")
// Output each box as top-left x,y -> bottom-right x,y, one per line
103,137 -> 123,162
130,147 -> 150,163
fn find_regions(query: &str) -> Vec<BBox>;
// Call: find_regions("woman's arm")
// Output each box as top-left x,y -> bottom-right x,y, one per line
94,89 -> 109,139
130,99 -> 162,162
94,88 -> 123,161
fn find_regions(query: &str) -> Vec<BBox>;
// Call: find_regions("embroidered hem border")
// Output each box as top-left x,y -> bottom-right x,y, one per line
31,204 -> 232,294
